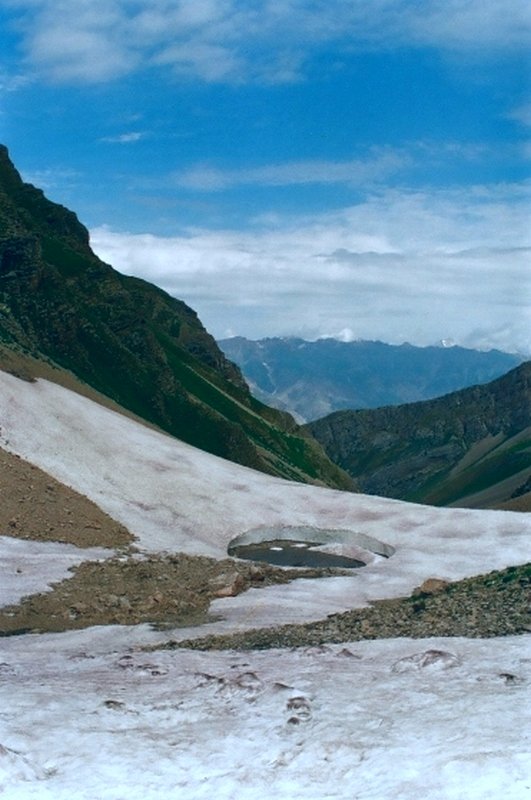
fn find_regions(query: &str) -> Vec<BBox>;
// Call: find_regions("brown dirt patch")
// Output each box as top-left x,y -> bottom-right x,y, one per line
0,446 -> 133,549
495,491 -> 531,512
0,553 -> 346,635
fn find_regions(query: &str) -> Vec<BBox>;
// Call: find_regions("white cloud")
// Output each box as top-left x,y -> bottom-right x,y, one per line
4,0 -> 530,85
90,182 -> 531,354
507,103 -> 531,128
17,0 -> 137,82
20,165 -> 81,191
0,71 -> 30,92
173,148 -> 411,191
100,131 -> 145,143
154,40 -> 242,82
170,141 -> 489,192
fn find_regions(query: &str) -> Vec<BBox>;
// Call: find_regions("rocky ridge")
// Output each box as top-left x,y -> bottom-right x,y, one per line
306,361 -> 531,508
219,335 -> 524,421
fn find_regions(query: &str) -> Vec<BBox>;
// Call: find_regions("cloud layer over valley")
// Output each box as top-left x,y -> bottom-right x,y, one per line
92,182 -> 531,352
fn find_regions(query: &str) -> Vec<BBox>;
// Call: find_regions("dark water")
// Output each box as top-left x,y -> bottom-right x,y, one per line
228,539 -> 366,569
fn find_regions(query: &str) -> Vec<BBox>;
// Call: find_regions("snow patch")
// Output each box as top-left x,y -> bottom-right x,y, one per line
0,535 -> 112,605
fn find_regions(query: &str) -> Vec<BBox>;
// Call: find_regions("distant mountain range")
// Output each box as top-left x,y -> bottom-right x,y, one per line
306,362 -> 531,510
218,336 -> 524,422
0,144 -> 353,491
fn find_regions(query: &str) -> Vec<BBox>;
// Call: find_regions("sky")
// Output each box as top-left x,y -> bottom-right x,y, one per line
0,0 -> 530,353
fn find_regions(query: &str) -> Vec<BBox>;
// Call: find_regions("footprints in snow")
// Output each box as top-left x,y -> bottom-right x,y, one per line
193,664 -> 315,729
286,695 -> 312,725
115,654 -> 168,676
391,649 -> 460,673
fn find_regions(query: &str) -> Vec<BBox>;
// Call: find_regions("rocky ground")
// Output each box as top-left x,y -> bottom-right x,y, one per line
163,563 -> 531,651
0,447 -> 133,549
0,445 -> 347,634
0,548 -> 347,635
1,436 -> 529,646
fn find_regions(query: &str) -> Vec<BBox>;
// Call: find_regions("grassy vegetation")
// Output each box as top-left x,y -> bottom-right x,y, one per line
422,441 -> 531,505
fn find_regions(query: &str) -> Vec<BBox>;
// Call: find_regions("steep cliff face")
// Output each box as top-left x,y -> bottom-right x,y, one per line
307,362 -> 531,507
0,145 -> 354,490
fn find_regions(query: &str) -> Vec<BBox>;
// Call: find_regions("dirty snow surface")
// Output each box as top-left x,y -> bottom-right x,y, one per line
0,373 -> 529,631
1,630 -> 530,800
0,536 -> 111,605
0,372 -> 530,798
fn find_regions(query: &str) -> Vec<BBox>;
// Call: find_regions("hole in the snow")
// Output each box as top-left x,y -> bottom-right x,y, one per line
228,525 -> 394,569
230,539 -> 366,568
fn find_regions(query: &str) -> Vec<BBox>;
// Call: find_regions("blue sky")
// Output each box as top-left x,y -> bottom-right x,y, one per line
1,0 -> 530,353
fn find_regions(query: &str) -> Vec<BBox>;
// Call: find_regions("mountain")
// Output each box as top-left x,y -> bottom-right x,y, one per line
0,145 -> 353,490
218,336 -> 524,422
306,362 -> 531,509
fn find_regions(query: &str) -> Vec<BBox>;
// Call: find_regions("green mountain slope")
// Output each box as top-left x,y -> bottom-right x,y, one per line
306,362 -> 531,508
0,145 -> 354,490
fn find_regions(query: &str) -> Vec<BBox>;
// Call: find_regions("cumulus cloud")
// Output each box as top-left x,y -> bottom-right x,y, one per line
4,0 -> 530,85
90,182 -> 531,354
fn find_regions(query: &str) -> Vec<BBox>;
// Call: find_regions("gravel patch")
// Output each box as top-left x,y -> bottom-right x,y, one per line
0,552 -> 348,635
159,563 -> 531,651
0,447 -> 132,549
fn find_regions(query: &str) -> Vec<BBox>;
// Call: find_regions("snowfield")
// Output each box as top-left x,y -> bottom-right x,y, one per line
0,630 -> 530,800
0,370 -> 530,798
0,372 -> 529,631
0,535 -> 111,605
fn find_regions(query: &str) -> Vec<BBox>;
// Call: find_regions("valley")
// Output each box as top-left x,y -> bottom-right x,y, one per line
219,335 -> 524,421
0,145 -> 529,800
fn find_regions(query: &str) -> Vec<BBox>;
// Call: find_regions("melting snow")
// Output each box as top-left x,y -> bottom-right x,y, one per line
0,372 -> 529,631
0,630 -> 529,799
0,371 -> 530,798
0,536 -> 112,605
